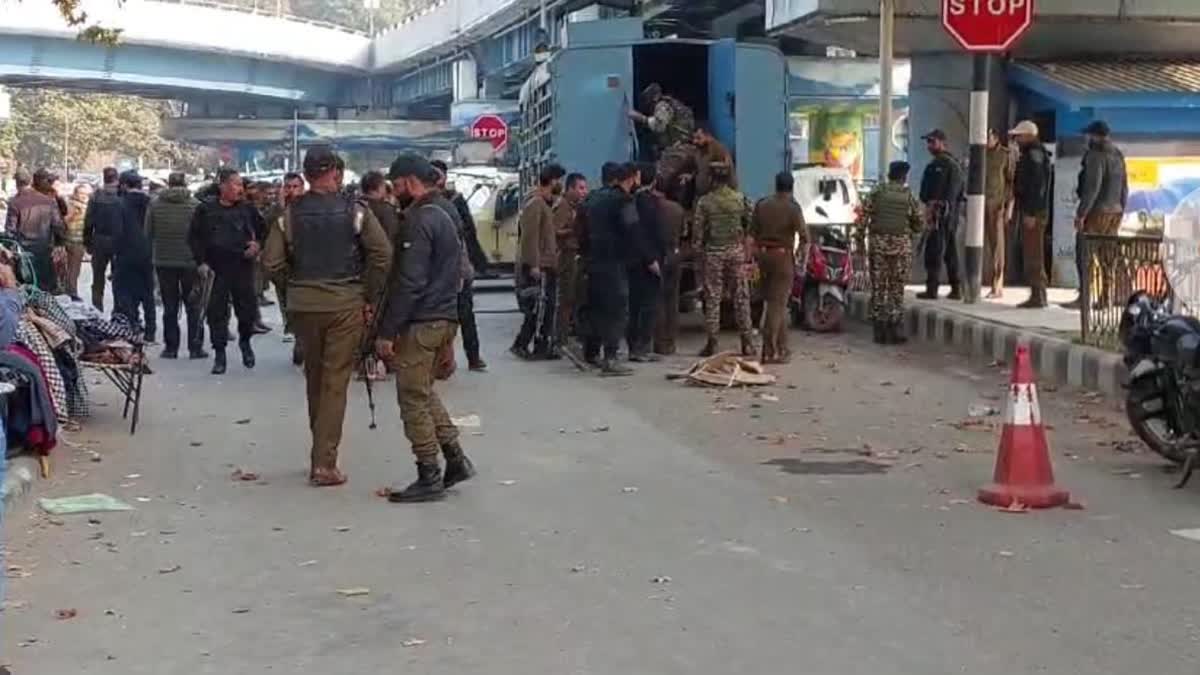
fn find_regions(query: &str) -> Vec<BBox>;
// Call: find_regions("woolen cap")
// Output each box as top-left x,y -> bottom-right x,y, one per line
1008,120 -> 1039,137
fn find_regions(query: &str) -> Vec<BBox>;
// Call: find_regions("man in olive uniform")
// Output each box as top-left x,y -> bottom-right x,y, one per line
695,161 -> 758,357
983,129 -> 1014,298
653,174 -> 688,356
692,125 -> 736,200
263,147 -> 392,487
629,83 -> 696,204
864,161 -> 924,344
512,164 -> 565,359
917,129 -> 966,300
378,155 -> 474,503
555,173 -> 588,345
750,171 -> 807,363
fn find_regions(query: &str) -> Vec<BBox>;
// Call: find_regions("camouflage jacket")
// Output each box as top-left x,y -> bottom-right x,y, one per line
647,96 -> 696,149
695,185 -> 751,250
864,182 -> 923,237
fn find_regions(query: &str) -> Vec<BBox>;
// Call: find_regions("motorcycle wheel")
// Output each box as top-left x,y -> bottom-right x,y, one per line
804,287 -> 844,333
1125,373 -> 1190,465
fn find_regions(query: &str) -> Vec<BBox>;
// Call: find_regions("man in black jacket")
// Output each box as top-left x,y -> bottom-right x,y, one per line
431,160 -> 489,371
584,162 -> 639,376
187,168 -> 263,375
378,155 -> 474,504
917,129 -> 966,300
113,171 -> 156,342
627,163 -> 665,362
1009,120 -> 1053,309
84,167 -> 123,310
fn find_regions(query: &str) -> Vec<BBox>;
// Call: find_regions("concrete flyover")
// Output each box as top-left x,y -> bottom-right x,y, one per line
0,0 -> 371,102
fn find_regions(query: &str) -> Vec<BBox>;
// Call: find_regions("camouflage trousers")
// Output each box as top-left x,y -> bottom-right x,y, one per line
869,233 -> 912,324
703,245 -> 754,340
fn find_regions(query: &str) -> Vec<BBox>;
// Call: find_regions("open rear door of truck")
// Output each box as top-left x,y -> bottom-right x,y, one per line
733,43 -> 789,201
552,47 -> 635,188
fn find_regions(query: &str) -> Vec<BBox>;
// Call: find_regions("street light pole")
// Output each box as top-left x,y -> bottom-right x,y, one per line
878,0 -> 894,181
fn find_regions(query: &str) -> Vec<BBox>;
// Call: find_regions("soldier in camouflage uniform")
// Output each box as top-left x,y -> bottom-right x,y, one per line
629,83 -> 697,206
863,161 -> 924,345
694,162 -> 758,357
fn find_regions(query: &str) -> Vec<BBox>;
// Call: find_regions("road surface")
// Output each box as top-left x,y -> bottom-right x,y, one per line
3,291 -> 1200,674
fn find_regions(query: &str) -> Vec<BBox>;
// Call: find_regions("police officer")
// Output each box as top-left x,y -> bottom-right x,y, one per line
750,171 -> 807,363
263,146 -> 392,487
378,155 -> 475,503
863,161 -> 924,344
629,83 -> 696,204
584,163 -> 639,376
695,161 -> 757,358
917,129 -> 965,300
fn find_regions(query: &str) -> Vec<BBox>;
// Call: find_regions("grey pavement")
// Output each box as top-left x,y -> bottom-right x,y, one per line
2,288 -> 1200,674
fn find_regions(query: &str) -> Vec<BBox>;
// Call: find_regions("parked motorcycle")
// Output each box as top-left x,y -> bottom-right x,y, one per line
791,224 -> 852,332
1120,291 -> 1200,487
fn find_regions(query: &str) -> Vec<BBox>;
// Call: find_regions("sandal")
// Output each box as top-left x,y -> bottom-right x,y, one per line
309,468 -> 348,487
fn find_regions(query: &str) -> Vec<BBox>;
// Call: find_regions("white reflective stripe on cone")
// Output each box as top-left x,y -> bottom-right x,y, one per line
1007,383 -> 1041,426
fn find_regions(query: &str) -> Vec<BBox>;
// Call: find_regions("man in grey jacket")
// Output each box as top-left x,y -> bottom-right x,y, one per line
147,172 -> 204,359
377,155 -> 475,504
1065,120 -> 1129,309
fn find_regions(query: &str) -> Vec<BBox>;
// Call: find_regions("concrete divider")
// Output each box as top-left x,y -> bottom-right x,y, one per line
847,291 -> 1126,396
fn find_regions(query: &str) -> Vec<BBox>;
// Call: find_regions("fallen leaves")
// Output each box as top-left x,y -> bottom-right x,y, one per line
230,468 -> 259,482
54,608 -> 78,620
998,499 -> 1029,514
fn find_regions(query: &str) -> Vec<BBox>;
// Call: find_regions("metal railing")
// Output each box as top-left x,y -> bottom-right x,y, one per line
155,0 -> 370,34
1079,233 -> 1170,349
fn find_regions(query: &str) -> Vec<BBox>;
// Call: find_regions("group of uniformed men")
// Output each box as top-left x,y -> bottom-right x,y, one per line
509,83 -> 810,372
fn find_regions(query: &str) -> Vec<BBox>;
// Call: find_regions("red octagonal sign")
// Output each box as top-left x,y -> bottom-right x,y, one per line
943,0 -> 1034,52
469,114 -> 509,152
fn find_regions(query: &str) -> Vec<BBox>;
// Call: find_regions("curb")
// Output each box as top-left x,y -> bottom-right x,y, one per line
847,292 -> 1126,396
1,456 -> 39,520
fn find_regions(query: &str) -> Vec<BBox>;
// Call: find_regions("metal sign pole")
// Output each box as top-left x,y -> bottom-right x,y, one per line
962,53 -> 990,304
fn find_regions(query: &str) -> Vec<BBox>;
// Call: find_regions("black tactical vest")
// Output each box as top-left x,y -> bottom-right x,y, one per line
287,193 -> 363,282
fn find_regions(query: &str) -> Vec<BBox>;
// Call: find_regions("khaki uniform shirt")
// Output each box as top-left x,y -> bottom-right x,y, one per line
517,193 -> 557,269
750,193 -> 807,249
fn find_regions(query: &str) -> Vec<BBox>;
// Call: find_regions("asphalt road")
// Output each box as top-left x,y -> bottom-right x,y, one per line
3,291 -> 1200,674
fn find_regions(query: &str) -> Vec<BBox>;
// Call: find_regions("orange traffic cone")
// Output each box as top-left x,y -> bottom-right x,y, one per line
978,344 -> 1071,509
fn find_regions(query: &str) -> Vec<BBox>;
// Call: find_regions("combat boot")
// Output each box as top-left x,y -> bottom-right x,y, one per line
916,283 -> 939,300
946,284 -> 963,301
441,442 -> 476,488
388,462 -> 446,503
211,349 -> 227,375
599,359 -> 634,377
1018,288 -> 1047,309
698,337 -> 719,357
239,338 -> 256,369
889,321 -> 909,345
873,321 -> 887,344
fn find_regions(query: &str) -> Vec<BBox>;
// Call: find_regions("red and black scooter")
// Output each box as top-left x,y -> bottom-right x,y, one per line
791,225 -> 852,332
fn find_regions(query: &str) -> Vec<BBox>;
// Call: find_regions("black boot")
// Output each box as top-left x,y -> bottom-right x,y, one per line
889,321 -> 909,345
211,349 -> 227,375
388,462 -> 446,503
441,442 -> 476,489
873,321 -> 886,344
600,359 -> 634,377
239,338 -> 256,369
160,347 -> 178,360
946,285 -> 963,301
699,337 -> 719,357
916,283 -> 938,300
189,347 -> 209,360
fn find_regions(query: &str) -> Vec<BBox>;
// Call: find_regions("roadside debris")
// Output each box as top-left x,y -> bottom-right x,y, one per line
336,588 -> 370,598
591,425 -> 610,433
621,486 -> 639,494
231,607 -> 251,614
298,560 -> 319,567
650,576 -> 672,585
334,526 -> 352,533
234,418 -> 251,425
450,414 -> 481,428
38,494 -> 133,515
968,403 -> 1000,418
998,499 -> 1029,514
402,639 -> 427,648
1169,528 -> 1200,543
498,480 -> 517,486
54,608 -> 77,620
230,468 -> 260,482
668,352 -> 775,387
158,565 -> 182,575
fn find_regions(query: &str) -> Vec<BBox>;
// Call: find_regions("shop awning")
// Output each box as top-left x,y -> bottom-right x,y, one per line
1010,59 -> 1200,109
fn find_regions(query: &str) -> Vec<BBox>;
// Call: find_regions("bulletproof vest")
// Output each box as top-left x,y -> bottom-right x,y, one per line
287,193 -> 363,282
700,186 -> 748,249
660,96 -> 696,148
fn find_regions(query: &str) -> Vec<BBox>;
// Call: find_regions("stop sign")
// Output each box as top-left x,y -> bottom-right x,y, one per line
942,0 -> 1034,52
469,114 -> 509,152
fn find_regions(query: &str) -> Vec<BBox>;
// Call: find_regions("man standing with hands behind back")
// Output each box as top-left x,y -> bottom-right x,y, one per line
378,155 -> 475,504
264,146 -> 392,487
